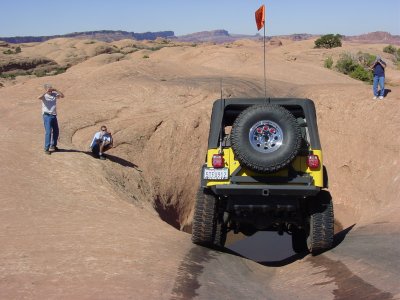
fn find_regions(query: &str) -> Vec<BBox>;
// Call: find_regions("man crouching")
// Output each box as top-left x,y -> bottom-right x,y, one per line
89,125 -> 113,160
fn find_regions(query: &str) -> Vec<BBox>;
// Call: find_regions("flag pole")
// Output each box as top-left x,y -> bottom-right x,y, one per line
263,21 -> 267,101
255,4 -> 267,101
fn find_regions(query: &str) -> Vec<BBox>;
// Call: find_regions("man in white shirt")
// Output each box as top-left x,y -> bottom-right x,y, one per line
37,84 -> 64,155
89,125 -> 113,160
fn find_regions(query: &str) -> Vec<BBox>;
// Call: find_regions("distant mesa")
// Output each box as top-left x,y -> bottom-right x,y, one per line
344,31 -> 400,45
0,30 -> 399,45
174,29 -> 235,43
0,30 -> 175,43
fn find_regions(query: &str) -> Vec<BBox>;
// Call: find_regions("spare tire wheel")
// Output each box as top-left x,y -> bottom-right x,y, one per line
231,104 -> 301,173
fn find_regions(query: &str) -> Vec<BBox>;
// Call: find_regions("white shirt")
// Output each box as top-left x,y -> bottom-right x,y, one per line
41,92 -> 59,115
90,131 -> 112,148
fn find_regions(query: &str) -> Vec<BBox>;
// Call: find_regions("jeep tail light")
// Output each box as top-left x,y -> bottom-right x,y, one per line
212,154 -> 225,168
307,154 -> 320,169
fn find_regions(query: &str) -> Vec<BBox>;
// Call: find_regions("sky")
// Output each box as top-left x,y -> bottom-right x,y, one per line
1,0 -> 399,37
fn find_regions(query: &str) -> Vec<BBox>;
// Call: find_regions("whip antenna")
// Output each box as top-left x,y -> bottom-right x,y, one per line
219,78 -> 224,154
255,4 -> 267,101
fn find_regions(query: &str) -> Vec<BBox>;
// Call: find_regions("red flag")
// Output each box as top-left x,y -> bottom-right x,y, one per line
255,5 -> 265,31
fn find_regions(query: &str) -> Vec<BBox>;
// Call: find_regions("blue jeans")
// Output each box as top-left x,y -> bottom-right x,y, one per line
43,114 -> 59,150
373,75 -> 385,97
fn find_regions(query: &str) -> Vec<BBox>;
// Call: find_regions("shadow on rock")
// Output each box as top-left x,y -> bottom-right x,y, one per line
308,254 -> 393,299
170,245 -> 220,300
53,148 -> 140,169
332,223 -> 356,249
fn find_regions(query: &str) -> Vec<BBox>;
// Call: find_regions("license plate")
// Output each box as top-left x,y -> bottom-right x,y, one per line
203,168 -> 229,180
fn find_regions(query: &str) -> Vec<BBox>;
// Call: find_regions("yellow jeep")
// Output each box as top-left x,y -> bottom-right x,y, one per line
192,98 -> 334,255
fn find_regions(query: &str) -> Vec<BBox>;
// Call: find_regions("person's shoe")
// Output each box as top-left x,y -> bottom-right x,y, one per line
379,96 -> 384,100
49,145 -> 59,152
99,155 -> 106,160
373,96 -> 377,100
44,149 -> 51,155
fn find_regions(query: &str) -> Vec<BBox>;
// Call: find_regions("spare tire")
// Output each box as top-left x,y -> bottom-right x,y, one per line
231,104 -> 301,173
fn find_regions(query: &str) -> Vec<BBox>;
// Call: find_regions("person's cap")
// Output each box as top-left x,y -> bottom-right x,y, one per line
376,55 -> 381,60
44,83 -> 52,89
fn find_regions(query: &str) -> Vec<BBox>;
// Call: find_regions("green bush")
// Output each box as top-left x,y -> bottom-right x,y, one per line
0,73 -> 16,79
324,56 -> 333,69
350,65 -> 372,83
336,52 -> 357,74
34,69 -> 47,77
383,44 -> 396,54
315,34 -> 342,49
336,52 -> 375,83
3,47 -> 22,55
357,51 -> 376,67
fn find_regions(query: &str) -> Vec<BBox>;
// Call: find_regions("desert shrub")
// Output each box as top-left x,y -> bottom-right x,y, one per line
324,56 -> 333,69
336,52 -> 357,74
336,52 -> 375,83
34,69 -> 47,77
349,65 -> 372,83
3,49 -> 14,55
0,73 -> 16,79
142,55 -> 149,59
314,34 -> 342,49
53,67 -> 67,75
148,46 -> 163,51
356,51 -> 376,67
15,46 -> 21,53
383,44 -> 396,54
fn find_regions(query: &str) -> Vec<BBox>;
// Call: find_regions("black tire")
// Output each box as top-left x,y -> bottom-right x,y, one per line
291,228 -> 308,253
192,188 -> 219,246
213,220 -> 227,247
307,191 -> 334,255
231,104 -> 301,173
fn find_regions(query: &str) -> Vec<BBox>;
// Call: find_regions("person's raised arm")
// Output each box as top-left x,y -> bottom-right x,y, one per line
378,60 -> 387,68
53,88 -> 64,98
37,92 -> 46,100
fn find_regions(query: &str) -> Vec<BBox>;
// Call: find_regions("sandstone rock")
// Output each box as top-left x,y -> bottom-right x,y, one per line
269,38 -> 283,46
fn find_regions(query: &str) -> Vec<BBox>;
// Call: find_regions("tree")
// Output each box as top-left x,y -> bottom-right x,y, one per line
314,34 -> 342,49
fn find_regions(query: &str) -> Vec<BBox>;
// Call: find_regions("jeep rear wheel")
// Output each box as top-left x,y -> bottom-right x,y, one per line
307,191 -> 334,255
231,104 -> 301,173
192,188 -> 224,247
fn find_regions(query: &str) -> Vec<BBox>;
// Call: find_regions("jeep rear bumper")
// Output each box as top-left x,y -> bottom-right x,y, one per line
210,184 -> 320,197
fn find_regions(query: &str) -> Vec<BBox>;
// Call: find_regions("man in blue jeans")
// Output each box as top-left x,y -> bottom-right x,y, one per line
370,56 -> 386,100
38,84 -> 65,155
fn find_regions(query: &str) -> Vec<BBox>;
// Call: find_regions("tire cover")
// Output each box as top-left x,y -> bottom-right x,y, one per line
231,104 -> 301,173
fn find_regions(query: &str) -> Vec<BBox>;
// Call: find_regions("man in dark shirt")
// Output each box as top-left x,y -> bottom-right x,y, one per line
370,56 -> 386,100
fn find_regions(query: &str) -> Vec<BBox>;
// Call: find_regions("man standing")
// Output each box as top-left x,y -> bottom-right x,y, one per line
38,84 -> 64,155
371,56 -> 386,100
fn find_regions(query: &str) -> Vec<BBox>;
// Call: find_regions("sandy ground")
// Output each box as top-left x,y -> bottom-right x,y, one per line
0,38 -> 399,299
